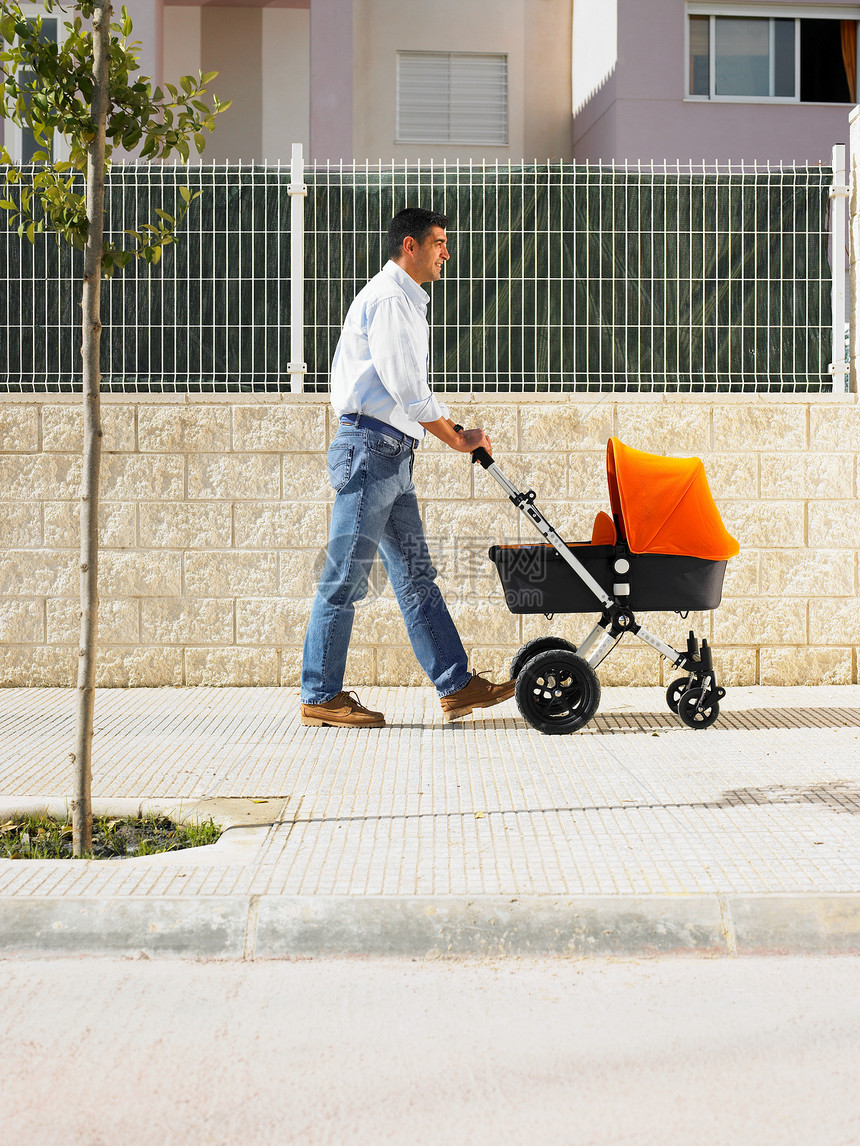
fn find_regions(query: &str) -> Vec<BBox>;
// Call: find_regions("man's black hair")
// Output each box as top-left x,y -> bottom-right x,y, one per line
387,207 -> 449,260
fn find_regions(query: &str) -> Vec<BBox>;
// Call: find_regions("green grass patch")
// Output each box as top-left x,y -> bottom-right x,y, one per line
0,812 -> 222,860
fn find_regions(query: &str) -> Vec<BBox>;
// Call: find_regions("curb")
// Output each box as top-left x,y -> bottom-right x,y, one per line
2,894 -> 860,959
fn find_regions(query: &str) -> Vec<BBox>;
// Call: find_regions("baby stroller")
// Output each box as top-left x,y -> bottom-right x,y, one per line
457,431 -> 739,735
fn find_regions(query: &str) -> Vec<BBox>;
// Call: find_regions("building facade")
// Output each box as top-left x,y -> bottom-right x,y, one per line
574,0 -> 860,164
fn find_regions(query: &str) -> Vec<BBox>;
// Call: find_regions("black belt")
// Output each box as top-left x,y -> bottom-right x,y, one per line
340,413 -> 418,449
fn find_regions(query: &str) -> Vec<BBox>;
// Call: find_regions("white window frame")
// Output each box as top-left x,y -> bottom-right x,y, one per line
685,3 -> 860,103
396,50 -> 509,146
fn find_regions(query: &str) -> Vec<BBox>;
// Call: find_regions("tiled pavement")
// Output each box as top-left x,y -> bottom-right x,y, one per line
1,685 -> 860,957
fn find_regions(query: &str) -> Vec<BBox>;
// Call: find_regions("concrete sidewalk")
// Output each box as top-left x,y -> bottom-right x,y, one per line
1,684 -> 859,959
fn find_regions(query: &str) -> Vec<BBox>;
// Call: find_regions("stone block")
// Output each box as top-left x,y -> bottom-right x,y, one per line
232,404 -> 326,451
451,403 -> 518,451
712,598 -> 807,645
615,405 -> 711,455
0,599 -> 44,643
519,614 -> 593,646
141,598 -> 234,645
0,454 -> 81,500
0,551 -> 77,597
700,646 -> 757,687
44,501 -> 136,549
721,550 -> 758,596
447,598 -> 519,646
596,646 -> 661,687
41,405 -> 135,452
99,551 -> 182,597
282,454 -> 334,501
0,646 -> 76,686
343,599 -> 403,646
422,501 -> 519,548
0,406 -> 38,451
809,599 -> 860,644
101,455 -> 184,501
637,610 -> 712,649
712,405 -> 805,451
810,405 -> 860,452
280,644 -> 373,687
376,646 -> 432,687
184,647 -> 279,686
760,453 -> 852,499
185,552 -> 277,596
0,502 -> 42,547
95,647 -> 184,687
519,403 -> 614,452
236,597 -> 311,645
567,452 -> 609,500
188,454 -> 280,500
760,647 -> 853,686
47,597 -> 139,644
718,501 -> 804,548
412,452 -> 472,500
759,550 -> 854,597
808,501 -> 860,548
138,502 -> 232,549
460,646 -> 515,682
279,549 -> 324,596
138,406 -> 230,453
529,502 -> 609,544
234,502 -> 327,549
701,454 -> 757,499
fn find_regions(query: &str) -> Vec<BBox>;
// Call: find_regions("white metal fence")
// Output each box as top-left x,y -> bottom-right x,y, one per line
0,147 -> 846,394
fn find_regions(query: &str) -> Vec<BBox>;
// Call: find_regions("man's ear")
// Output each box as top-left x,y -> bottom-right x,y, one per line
401,235 -> 416,257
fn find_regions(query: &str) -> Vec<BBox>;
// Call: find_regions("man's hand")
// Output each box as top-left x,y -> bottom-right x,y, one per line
419,416 -> 492,455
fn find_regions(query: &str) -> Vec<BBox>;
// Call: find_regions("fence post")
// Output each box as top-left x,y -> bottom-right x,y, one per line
849,116 -> 860,394
287,142 -> 308,393
829,143 -> 849,393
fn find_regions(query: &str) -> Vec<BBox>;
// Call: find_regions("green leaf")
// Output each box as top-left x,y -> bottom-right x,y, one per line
178,184 -> 192,204
0,199 -> 16,210
154,207 -> 173,223
179,74 -> 194,95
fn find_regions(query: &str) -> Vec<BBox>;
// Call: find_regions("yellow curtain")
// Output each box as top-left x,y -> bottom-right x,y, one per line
841,21 -> 857,105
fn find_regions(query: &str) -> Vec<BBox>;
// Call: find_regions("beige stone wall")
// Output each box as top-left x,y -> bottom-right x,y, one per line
0,393 -> 857,688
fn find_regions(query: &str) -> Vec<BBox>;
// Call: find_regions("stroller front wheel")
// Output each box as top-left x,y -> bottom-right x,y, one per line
677,686 -> 720,729
665,676 -> 692,713
515,649 -> 600,735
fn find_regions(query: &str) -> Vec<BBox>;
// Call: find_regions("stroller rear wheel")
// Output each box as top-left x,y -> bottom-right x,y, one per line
515,649 -> 600,735
510,636 -> 578,679
677,686 -> 720,729
665,676 -> 692,713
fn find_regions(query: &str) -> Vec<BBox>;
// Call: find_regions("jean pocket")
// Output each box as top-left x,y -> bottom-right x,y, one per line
328,442 -> 354,491
366,430 -> 403,458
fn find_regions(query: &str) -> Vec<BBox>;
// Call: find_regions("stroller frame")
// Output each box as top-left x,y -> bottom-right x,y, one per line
460,434 -> 726,732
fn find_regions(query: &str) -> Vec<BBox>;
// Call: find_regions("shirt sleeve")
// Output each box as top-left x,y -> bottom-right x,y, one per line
366,296 -> 447,425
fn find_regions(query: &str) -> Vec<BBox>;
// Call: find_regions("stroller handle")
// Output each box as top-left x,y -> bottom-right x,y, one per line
452,424 -> 494,469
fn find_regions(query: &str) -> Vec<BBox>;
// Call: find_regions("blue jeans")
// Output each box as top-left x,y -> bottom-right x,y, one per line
300,424 -> 471,704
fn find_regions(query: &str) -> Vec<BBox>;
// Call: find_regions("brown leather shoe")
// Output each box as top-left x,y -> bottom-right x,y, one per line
300,691 -> 385,728
440,672 -> 516,722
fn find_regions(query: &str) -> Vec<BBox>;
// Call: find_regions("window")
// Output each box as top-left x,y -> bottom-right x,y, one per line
688,10 -> 858,102
397,52 -> 508,145
5,17 -> 59,162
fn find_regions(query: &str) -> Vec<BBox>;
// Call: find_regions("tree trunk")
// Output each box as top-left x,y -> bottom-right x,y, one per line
71,0 -> 111,858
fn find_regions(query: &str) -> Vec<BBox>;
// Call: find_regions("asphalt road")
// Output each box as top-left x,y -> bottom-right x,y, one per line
4,956 -> 860,1145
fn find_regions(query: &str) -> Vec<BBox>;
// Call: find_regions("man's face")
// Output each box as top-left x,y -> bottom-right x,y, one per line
410,226 -> 450,283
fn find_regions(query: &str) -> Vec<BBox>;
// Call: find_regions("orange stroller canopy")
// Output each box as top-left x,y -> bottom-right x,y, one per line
605,438 -> 739,561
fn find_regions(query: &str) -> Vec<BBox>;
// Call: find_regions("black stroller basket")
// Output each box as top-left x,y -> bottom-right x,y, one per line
457,432 -> 739,735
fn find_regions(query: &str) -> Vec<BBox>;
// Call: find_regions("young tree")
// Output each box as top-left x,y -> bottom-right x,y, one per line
0,0 -> 229,855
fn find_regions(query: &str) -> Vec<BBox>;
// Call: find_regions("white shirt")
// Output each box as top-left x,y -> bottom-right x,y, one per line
329,261 -> 450,441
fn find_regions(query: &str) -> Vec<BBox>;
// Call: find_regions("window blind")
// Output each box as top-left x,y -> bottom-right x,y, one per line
397,52 -> 508,144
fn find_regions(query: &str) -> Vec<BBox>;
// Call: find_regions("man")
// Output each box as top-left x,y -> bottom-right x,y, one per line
300,207 -> 516,729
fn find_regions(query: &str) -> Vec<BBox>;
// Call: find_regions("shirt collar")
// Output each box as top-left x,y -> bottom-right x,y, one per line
383,260 -> 431,307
